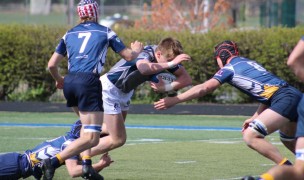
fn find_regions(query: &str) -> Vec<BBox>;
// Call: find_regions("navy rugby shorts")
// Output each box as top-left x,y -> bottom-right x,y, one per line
64,72 -> 103,112
296,95 -> 304,137
269,85 -> 302,122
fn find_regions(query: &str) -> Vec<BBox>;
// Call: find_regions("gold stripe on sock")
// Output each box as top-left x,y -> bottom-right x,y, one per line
261,173 -> 274,180
56,154 -> 64,164
279,158 -> 288,165
82,155 -> 91,160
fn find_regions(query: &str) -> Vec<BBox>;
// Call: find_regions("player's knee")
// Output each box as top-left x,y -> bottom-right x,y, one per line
82,124 -> 102,147
243,119 -> 267,146
111,135 -> 126,148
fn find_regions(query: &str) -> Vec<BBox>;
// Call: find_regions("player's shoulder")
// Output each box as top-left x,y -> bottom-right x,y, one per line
137,45 -> 157,61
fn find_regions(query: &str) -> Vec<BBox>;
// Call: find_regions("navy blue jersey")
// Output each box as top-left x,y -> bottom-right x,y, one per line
106,45 -> 181,93
55,21 -> 126,74
0,120 -> 81,179
213,56 -> 288,104
28,120 -> 81,164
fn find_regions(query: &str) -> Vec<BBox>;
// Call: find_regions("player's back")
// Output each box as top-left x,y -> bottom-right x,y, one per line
222,57 -> 287,102
65,22 -> 110,73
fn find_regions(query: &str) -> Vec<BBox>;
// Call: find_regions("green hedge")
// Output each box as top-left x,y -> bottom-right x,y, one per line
0,24 -> 303,103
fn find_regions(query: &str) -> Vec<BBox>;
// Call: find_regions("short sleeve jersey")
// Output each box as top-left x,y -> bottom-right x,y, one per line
106,45 -> 181,93
55,21 -> 126,74
213,56 -> 288,104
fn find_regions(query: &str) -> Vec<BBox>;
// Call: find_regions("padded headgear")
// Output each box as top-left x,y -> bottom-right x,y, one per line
214,40 -> 239,65
77,0 -> 99,19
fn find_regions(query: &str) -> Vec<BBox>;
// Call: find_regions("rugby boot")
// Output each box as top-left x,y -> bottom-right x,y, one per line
41,158 -> 55,180
82,164 -> 104,180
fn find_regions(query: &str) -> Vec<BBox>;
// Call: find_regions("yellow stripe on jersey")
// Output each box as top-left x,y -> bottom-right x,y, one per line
260,85 -> 279,99
29,153 -> 40,166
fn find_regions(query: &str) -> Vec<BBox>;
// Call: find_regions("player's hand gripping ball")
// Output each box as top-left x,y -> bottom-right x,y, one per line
150,72 -> 177,96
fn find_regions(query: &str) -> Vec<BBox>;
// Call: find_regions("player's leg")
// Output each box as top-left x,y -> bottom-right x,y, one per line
90,76 -> 128,156
78,111 -> 103,179
242,108 -> 290,164
278,121 -> 297,154
43,73 -> 103,180
245,139 -> 304,180
90,113 -> 126,156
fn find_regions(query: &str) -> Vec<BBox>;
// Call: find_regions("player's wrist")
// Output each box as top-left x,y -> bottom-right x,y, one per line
167,61 -> 175,68
164,83 -> 174,91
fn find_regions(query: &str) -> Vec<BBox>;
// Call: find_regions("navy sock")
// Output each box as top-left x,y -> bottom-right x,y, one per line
82,159 -> 92,166
50,157 -> 61,168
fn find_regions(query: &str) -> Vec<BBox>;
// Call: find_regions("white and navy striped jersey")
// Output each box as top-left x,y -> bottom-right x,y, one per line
55,21 -> 126,74
26,120 -> 82,165
213,56 -> 288,104
106,45 -> 180,93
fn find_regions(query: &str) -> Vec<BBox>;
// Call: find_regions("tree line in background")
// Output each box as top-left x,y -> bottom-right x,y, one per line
0,24 -> 303,103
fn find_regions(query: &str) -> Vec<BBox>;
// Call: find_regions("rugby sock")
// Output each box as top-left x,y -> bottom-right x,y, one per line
260,173 -> 274,180
50,154 -> 64,168
279,158 -> 292,165
82,155 -> 92,165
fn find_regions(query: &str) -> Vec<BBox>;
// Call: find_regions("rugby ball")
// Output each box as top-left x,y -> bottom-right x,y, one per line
150,72 -> 176,84
150,72 -> 177,96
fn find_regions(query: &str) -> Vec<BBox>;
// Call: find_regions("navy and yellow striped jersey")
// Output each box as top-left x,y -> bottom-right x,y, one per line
213,56 -> 287,104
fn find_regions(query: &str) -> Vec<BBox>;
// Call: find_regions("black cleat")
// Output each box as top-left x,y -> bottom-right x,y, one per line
82,164 -> 104,180
41,158 -> 55,180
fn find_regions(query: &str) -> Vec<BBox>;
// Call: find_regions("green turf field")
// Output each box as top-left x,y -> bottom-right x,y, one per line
0,112 -> 294,180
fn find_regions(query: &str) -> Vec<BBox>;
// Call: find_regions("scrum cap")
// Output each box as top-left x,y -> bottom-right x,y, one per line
214,40 -> 239,65
77,0 -> 99,19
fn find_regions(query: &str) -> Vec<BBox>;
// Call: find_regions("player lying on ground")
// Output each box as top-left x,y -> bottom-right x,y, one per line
242,37 -> 304,180
154,40 -> 302,166
92,37 -> 192,156
0,120 -> 113,180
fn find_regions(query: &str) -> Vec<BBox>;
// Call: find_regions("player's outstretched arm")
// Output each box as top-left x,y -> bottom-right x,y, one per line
154,78 -> 220,110
119,40 -> 143,61
65,153 -> 113,178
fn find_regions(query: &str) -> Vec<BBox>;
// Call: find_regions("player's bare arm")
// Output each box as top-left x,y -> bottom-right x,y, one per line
65,153 -> 113,178
287,39 -> 304,81
150,66 -> 192,93
136,54 -> 191,76
47,52 -> 65,89
119,40 -> 143,61
171,66 -> 192,89
154,78 -> 221,110
171,54 -> 191,65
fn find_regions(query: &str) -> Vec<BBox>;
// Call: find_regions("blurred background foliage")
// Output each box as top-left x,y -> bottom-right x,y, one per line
0,24 -> 303,103
0,0 -> 303,103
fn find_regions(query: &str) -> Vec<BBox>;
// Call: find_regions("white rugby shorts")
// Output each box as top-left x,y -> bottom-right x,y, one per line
100,75 -> 134,114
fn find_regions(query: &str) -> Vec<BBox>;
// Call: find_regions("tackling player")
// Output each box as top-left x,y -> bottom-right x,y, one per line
45,0 -> 143,179
154,40 -> 302,167
242,37 -> 304,180
0,120 -> 113,180
90,37 -> 192,156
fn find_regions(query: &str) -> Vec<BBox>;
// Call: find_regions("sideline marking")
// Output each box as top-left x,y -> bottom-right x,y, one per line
175,160 -> 196,164
0,123 -> 242,131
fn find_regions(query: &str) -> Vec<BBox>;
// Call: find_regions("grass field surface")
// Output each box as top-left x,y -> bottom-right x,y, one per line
0,112 -> 294,180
